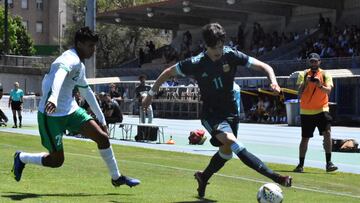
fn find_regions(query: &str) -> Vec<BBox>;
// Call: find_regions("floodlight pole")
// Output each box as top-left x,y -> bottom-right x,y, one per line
85,0 -> 96,79
4,0 -> 9,54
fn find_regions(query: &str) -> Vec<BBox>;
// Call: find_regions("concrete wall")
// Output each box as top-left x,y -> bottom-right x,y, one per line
0,73 -> 43,95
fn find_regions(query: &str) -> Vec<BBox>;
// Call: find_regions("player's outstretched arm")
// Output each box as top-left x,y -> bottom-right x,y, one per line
249,58 -> 281,93
142,65 -> 178,109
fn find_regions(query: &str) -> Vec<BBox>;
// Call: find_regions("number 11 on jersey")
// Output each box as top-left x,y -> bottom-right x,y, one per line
213,77 -> 223,89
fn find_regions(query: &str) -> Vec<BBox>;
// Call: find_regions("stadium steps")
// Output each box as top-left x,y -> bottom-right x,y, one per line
259,29 -> 320,61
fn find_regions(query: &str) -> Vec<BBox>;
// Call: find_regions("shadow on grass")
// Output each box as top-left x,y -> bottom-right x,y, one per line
2,192 -> 132,201
275,169 -> 326,175
174,196 -> 218,203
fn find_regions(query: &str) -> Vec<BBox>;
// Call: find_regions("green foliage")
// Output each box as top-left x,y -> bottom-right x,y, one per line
63,0 -> 168,68
0,6 -> 35,55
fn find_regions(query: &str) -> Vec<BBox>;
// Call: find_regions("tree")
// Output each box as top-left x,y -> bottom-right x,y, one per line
0,6 -> 35,55
63,0 -> 169,68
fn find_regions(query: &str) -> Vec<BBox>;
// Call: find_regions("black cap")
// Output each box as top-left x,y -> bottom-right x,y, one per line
309,53 -> 320,61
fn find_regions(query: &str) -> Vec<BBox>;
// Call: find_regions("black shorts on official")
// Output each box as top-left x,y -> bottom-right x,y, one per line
201,116 -> 239,147
301,112 -> 332,138
11,101 -> 22,111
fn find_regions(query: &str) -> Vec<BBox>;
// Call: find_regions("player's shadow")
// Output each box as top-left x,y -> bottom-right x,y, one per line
2,192 -> 132,201
174,196 -> 218,203
275,169 -> 325,174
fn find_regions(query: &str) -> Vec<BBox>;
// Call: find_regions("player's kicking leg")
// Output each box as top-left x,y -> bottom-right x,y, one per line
217,133 -> 292,187
80,119 -> 140,187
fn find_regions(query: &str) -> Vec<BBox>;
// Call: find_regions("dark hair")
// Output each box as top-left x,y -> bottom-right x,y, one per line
202,23 -> 226,47
139,75 -> 147,81
74,26 -> 99,46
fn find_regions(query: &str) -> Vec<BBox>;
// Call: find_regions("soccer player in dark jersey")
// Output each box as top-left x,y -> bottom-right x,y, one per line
142,23 -> 292,198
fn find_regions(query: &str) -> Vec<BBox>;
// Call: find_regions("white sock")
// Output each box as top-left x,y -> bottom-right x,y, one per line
19,152 -> 46,166
99,146 -> 121,180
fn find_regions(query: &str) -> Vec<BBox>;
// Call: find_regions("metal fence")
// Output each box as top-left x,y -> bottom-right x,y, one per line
0,95 -> 40,112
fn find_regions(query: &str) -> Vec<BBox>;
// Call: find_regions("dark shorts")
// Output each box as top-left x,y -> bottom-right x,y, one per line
301,112 -> 332,138
11,101 -> 22,111
201,116 -> 239,147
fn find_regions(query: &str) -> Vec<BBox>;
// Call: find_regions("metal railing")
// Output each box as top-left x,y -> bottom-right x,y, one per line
0,95 -> 40,112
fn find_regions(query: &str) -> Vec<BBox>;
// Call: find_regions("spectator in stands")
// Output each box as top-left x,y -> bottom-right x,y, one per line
163,45 -> 179,64
294,32 -> 300,41
271,94 -> 286,123
123,88 -> 129,99
138,48 -> 145,67
248,102 -> 258,122
318,13 -> 325,31
142,22 -> 292,199
304,28 -> 309,36
73,87 -> 92,115
256,97 -> 267,122
0,83 -> 8,126
293,53 -> 338,173
299,22 -> 360,59
325,18 -> 332,36
135,75 -> 153,123
249,23 -> 296,56
195,40 -> 205,54
148,41 -> 155,55
166,76 -> 179,87
237,25 -> 244,50
100,93 -> 123,125
185,78 -> 198,100
8,82 -> 24,128
165,76 -> 180,99
74,87 -> 84,107
180,41 -> 191,59
145,41 -> 150,54
109,83 -> 122,104
183,30 -> 192,48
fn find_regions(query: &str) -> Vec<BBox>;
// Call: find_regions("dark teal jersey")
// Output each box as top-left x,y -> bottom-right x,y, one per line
176,46 -> 252,118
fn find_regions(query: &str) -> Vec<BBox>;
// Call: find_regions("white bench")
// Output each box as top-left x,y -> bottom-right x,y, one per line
108,122 -> 167,144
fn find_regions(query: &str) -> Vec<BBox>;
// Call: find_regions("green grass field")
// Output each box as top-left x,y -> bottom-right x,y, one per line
1,132 -> 360,203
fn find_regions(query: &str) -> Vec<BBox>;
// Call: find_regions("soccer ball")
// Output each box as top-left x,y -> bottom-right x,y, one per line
257,183 -> 283,203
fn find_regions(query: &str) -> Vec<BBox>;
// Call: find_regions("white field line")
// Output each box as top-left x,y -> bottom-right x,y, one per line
1,143 -> 359,199
67,152 -> 360,199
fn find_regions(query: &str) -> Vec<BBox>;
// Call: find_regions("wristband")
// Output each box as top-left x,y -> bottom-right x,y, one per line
148,89 -> 156,96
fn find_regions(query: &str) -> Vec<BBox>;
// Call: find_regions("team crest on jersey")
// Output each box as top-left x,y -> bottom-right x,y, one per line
223,64 -> 230,72
72,71 -> 80,81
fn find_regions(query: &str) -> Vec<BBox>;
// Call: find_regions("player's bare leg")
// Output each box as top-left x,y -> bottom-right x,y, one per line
80,120 -> 140,187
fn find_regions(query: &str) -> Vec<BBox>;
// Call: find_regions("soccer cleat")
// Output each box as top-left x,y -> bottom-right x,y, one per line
12,125 -> 17,128
111,175 -> 140,188
293,165 -> 304,173
11,151 -> 25,182
326,162 -> 338,172
277,175 -> 292,187
194,171 -> 209,198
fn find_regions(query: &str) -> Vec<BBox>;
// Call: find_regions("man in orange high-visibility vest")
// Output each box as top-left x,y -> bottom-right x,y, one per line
293,53 -> 338,173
